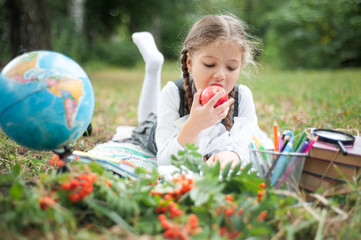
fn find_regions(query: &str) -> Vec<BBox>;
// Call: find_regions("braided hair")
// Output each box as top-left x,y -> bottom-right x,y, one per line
180,14 -> 257,131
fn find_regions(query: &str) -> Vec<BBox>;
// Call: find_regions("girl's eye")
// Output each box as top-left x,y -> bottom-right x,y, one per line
204,63 -> 215,68
227,67 -> 237,71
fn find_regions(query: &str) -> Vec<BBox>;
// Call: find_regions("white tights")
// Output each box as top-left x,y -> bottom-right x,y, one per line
132,32 -> 164,125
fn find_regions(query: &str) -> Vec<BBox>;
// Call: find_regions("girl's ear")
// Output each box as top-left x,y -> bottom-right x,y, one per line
186,52 -> 192,72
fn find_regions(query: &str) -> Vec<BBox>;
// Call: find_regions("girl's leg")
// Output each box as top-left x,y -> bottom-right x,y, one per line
132,32 -> 164,125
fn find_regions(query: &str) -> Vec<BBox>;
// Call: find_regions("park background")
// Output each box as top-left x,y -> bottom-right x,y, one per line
1,0 -> 361,239
1,0 -> 359,134
1,0 -> 361,69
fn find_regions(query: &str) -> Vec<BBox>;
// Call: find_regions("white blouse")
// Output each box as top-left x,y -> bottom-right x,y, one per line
156,81 -> 258,167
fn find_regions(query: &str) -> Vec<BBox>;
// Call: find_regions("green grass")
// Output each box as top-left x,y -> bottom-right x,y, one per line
85,61 -> 361,146
1,62 -> 360,175
248,65 -> 361,135
0,62 -> 361,239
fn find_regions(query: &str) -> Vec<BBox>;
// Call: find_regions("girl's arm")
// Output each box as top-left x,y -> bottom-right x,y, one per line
206,85 -> 258,168
155,82 -> 184,165
177,89 -> 234,147
156,82 -> 234,165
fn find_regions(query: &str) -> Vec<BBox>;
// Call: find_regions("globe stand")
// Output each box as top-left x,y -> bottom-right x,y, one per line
53,145 -> 73,174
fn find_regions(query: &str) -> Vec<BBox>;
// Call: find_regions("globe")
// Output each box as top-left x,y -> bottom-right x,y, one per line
0,50 -> 94,151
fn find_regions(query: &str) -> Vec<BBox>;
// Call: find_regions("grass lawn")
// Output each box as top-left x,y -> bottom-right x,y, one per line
86,61 -> 361,145
0,62 -> 360,239
3,61 -> 359,176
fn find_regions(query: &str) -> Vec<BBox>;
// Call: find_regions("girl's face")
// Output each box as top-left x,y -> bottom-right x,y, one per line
186,39 -> 243,94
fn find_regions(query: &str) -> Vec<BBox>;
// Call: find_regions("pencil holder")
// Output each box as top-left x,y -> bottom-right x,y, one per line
249,149 -> 308,191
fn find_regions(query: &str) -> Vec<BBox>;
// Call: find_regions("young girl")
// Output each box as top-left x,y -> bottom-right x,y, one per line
132,14 -> 258,170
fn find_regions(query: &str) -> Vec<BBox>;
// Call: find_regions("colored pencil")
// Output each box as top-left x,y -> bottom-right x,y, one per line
273,120 -> 279,152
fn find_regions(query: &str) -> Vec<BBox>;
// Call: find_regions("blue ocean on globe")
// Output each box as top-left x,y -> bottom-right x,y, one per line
0,50 -> 95,150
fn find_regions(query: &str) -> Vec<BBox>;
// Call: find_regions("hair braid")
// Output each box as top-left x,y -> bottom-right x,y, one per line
180,48 -> 193,115
222,87 -> 236,131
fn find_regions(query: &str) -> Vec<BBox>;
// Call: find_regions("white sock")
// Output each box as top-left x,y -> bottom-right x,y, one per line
132,32 -> 164,125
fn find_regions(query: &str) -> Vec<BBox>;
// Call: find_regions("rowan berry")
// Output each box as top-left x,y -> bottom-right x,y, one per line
39,196 -> 56,210
69,192 -> 81,202
237,208 -> 244,216
225,194 -> 234,203
61,182 -> 71,190
258,211 -> 267,221
158,214 -> 166,221
160,219 -> 172,229
188,214 -> 198,229
225,207 -> 235,216
56,159 -> 64,167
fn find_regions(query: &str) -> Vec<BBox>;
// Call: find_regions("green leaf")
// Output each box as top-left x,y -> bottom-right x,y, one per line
190,177 -> 225,206
192,190 -> 209,206
135,216 -> 160,235
211,161 -> 221,178
86,198 -> 137,235
11,163 -> 22,177
88,162 -> 105,175
221,162 -> 232,180
10,181 -> 24,200
190,151 -> 202,158
230,162 -> 242,177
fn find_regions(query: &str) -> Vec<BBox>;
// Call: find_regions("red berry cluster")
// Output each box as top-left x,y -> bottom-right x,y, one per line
151,174 -> 201,239
158,213 -> 201,240
215,195 -> 241,239
151,174 -> 194,200
258,210 -> 268,221
257,182 -> 266,202
61,173 -> 97,202
49,154 -> 64,167
218,226 -> 240,239
155,200 -> 183,218
215,187 -> 268,239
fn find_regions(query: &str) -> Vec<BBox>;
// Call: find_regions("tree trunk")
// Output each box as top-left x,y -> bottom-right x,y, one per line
3,0 -> 52,58
68,0 -> 86,34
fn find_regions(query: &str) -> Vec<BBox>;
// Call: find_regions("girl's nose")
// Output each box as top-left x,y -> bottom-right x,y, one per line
214,68 -> 226,81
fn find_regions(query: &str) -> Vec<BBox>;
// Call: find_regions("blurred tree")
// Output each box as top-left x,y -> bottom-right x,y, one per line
199,0 -> 282,38
0,4 -> 10,66
155,0 -> 198,59
3,0 -> 52,58
266,0 -> 361,68
186,0 -> 283,60
48,0 -> 88,62
84,0 -> 123,46
3,0 -> 359,69
68,0 -> 86,34
83,0 -> 197,59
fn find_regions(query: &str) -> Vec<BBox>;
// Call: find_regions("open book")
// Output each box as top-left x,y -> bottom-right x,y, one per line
66,140 -> 158,180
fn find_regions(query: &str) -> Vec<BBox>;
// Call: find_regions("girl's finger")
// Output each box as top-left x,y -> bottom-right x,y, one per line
217,98 -> 234,110
193,89 -> 202,106
205,90 -> 224,107
218,107 -> 230,118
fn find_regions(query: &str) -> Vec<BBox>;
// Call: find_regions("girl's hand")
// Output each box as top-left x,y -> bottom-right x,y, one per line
177,89 -> 234,147
188,89 -> 234,131
206,151 -> 241,169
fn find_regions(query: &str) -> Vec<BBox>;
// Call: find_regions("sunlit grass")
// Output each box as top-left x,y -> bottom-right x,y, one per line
247,64 -> 361,137
1,62 -> 360,177
1,61 -> 360,239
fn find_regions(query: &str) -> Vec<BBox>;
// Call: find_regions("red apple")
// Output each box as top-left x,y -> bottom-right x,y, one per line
200,85 -> 228,107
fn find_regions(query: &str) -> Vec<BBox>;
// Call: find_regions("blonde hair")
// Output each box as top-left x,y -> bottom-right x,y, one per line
180,14 -> 257,130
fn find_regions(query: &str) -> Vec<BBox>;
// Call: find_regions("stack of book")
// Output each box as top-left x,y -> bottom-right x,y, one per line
299,136 -> 361,196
